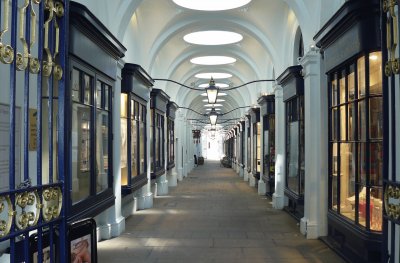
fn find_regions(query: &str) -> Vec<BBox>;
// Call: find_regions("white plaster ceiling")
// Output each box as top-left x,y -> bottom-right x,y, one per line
76,0 -> 345,129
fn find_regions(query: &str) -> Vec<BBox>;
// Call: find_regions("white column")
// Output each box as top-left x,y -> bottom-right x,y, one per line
176,112 -> 184,181
168,119 -> 178,187
243,120 -> 249,182
97,60 -> 125,240
249,120 -> 256,187
239,123 -> 245,177
273,85 -> 286,209
299,50 -> 328,238
258,114 -> 267,195
136,99 -> 153,209
156,112 -> 169,195
183,119 -> 189,177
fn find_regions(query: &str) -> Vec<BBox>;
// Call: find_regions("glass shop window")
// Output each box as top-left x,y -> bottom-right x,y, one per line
70,66 -> 112,204
167,118 -> 175,166
151,110 -> 165,174
263,115 -> 275,179
329,51 -> 383,232
121,95 -> 147,188
253,122 -> 261,173
285,96 -> 305,195
247,126 -> 251,171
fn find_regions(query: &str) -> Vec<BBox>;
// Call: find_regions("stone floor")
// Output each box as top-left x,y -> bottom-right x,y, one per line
98,160 -> 345,263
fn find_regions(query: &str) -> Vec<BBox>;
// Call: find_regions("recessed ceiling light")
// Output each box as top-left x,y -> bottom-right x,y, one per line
195,73 -> 232,79
184,31 -> 243,45
198,83 -> 229,88
173,0 -> 252,11
200,92 -> 227,96
204,104 -> 223,107
206,108 -> 221,111
190,56 -> 236,65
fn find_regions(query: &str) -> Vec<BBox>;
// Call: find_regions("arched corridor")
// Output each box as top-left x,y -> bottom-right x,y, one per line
98,161 -> 343,262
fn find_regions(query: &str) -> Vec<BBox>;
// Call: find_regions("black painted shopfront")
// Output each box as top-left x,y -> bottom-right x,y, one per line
314,0 -> 382,262
277,65 -> 305,220
120,64 -> 153,195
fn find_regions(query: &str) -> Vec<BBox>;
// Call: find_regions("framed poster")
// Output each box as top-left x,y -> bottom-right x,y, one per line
0,104 -> 21,193
68,218 -> 97,263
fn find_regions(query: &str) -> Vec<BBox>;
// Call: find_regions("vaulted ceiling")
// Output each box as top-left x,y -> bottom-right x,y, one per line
77,0 -> 345,130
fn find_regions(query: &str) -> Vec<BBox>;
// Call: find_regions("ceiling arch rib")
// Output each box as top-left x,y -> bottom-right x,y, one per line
146,14 -> 280,74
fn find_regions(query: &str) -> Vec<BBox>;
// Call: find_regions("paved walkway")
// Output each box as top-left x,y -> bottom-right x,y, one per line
98,160 -> 345,263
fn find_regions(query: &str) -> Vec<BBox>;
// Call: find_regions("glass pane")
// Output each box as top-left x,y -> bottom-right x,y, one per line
332,109 -> 338,141
257,123 -> 261,172
358,185 -> 367,227
369,97 -> 383,140
84,74 -> 92,105
247,136 -> 251,169
370,186 -> 383,231
357,56 -> 366,99
331,143 -> 338,211
263,130 -> 269,176
72,69 -> 80,102
358,100 -> 366,141
370,143 -> 383,186
339,72 -> 346,104
156,125 -> 160,169
269,116 -> 275,178
358,143 -> 367,184
134,102 -> 139,119
339,143 -> 355,222
140,122 -> 145,174
348,103 -> 355,141
96,110 -> 109,193
104,85 -> 110,110
150,123 -> 154,173
348,66 -> 355,101
131,119 -> 137,177
331,78 -> 337,106
72,104 -> 91,203
340,106 -> 346,141
287,121 -> 299,193
120,118 -> 128,185
96,81 -> 102,108
369,52 -> 382,95
120,94 -> 128,118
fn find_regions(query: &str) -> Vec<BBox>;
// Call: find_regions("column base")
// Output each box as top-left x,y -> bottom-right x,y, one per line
136,191 -> 153,210
239,167 -> 244,177
121,194 -> 137,217
168,171 -> 178,187
300,218 -> 320,239
97,216 -> 125,241
156,176 -> 169,196
258,180 -> 267,195
272,193 -> 285,209
177,167 -> 183,181
300,217 -> 307,236
249,175 -> 257,187
244,171 -> 249,181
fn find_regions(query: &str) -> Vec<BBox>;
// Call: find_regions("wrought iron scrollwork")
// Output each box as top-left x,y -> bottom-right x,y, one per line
0,0 -> 14,64
0,195 -> 14,238
43,0 -> 64,80
384,183 -> 400,222
42,187 -> 62,222
15,190 -> 40,230
384,0 -> 399,76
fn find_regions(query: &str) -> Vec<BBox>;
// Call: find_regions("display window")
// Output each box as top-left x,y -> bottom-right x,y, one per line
285,96 -> 305,196
247,125 -> 251,172
253,122 -> 261,173
150,110 -> 165,175
329,51 -> 383,232
120,93 -> 148,194
69,60 -> 114,217
263,114 -> 275,186
167,118 -> 175,168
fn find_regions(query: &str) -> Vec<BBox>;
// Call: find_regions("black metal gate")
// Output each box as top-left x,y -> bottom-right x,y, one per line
0,0 -> 68,261
382,0 -> 400,262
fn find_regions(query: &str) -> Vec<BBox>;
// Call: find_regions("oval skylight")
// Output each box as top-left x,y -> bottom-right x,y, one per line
199,83 -> 229,88
184,31 -> 243,45
191,56 -> 236,65
173,0 -> 252,11
195,73 -> 232,79
202,99 -> 225,102
201,92 -> 227,96
204,104 -> 223,107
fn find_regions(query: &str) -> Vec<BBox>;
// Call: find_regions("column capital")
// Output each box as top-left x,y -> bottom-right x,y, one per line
299,50 -> 321,78
273,84 -> 283,98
